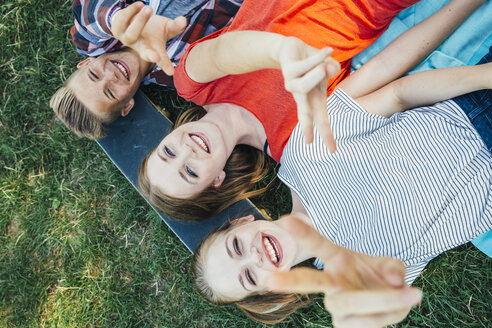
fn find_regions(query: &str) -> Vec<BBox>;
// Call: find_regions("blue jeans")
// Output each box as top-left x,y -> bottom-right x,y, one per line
452,46 -> 492,152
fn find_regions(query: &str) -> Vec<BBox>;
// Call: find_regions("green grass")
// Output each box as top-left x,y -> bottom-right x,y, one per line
0,0 -> 490,327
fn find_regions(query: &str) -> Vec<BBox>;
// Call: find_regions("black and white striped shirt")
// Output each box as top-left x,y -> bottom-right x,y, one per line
278,89 -> 492,284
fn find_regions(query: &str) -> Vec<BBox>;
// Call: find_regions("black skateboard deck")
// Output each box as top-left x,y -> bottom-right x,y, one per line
96,90 -> 491,257
97,90 -> 266,252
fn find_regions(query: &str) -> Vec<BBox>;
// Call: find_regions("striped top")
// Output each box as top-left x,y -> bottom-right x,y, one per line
278,89 -> 492,284
71,0 -> 242,86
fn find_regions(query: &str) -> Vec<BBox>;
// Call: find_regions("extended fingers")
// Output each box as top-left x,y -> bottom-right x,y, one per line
157,51 -> 175,76
285,63 -> 326,94
166,16 -> 187,39
283,47 -> 332,79
111,2 -> 144,37
295,93 -> 314,143
120,5 -> 153,45
267,267 -> 336,294
325,57 -> 341,79
333,307 -> 412,328
324,287 -> 422,317
312,94 -> 336,152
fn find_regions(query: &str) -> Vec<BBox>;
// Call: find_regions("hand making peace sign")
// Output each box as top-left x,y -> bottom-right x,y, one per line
267,216 -> 422,328
110,1 -> 187,75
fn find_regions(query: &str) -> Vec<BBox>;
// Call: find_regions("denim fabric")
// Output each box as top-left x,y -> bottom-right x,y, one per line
452,46 -> 492,152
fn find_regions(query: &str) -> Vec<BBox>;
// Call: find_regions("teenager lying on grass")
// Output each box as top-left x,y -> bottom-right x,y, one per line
137,0 -> 485,220
137,0 -> 434,220
191,44 -> 492,324
194,211 -> 422,326
50,0 -> 242,138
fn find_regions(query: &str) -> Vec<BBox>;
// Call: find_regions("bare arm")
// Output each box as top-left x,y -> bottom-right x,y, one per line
339,0 -> 486,99
186,31 -> 340,150
357,62 -> 492,117
269,216 -> 421,328
186,31 -> 284,83
186,31 -> 339,83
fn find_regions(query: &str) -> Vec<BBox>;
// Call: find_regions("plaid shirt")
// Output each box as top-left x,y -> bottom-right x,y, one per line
71,0 -> 243,86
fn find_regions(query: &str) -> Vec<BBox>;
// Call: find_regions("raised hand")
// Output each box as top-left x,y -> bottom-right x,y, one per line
268,216 -> 422,328
277,38 -> 341,152
110,2 -> 187,75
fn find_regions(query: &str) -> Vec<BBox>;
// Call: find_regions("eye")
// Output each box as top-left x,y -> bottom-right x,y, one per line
89,69 -> 99,80
164,146 -> 175,157
186,166 -> 198,178
233,237 -> 241,255
108,89 -> 116,100
245,269 -> 256,286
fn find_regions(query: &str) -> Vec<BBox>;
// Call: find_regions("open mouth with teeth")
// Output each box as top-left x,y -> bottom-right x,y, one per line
261,233 -> 282,267
111,60 -> 130,81
189,133 -> 210,153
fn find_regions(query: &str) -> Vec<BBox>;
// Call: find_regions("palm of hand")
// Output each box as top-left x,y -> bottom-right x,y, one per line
111,3 -> 186,75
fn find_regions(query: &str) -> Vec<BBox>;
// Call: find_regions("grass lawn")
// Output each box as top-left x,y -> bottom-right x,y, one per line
0,0 -> 490,327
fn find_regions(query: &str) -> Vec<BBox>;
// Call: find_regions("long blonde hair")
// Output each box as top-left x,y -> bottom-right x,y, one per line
192,223 -> 313,324
138,106 -> 272,221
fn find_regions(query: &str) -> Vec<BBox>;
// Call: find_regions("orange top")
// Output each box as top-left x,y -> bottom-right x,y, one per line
175,0 -> 419,162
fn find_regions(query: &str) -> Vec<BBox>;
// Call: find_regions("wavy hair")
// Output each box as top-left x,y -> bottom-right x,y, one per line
192,222 -> 313,324
138,106 -> 272,221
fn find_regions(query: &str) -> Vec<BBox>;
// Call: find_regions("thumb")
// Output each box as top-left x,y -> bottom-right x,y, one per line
167,16 -> 187,38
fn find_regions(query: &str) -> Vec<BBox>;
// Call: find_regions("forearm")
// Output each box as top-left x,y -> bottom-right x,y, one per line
360,64 -> 491,117
186,31 -> 288,83
342,0 -> 485,98
395,64 -> 489,110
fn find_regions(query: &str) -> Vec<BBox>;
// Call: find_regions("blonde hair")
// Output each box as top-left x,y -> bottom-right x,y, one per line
138,106 -> 272,222
50,75 -> 119,139
193,224 -> 313,324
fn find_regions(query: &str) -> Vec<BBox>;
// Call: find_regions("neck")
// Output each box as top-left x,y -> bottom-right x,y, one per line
203,103 -> 268,152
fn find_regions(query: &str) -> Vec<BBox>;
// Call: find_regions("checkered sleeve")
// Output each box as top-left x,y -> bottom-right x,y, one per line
146,0 -> 243,86
70,0 -> 123,57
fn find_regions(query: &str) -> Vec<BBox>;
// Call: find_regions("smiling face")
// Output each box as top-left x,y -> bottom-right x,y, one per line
68,48 -> 149,122
202,217 -> 302,302
145,119 -> 231,198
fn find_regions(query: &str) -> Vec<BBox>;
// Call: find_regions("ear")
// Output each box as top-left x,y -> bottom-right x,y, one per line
77,57 -> 94,68
230,214 -> 255,226
121,98 -> 135,117
212,171 -> 226,188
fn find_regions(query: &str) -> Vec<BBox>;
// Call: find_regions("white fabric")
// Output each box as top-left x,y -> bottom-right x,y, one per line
278,89 -> 492,284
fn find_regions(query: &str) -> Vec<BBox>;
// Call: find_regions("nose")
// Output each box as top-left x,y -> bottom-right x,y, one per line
91,59 -> 117,82
102,66 -> 117,82
250,246 -> 264,267
184,139 -> 198,155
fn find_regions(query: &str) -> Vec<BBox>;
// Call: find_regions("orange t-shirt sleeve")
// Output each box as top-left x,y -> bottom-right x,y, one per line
174,30 -> 225,104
